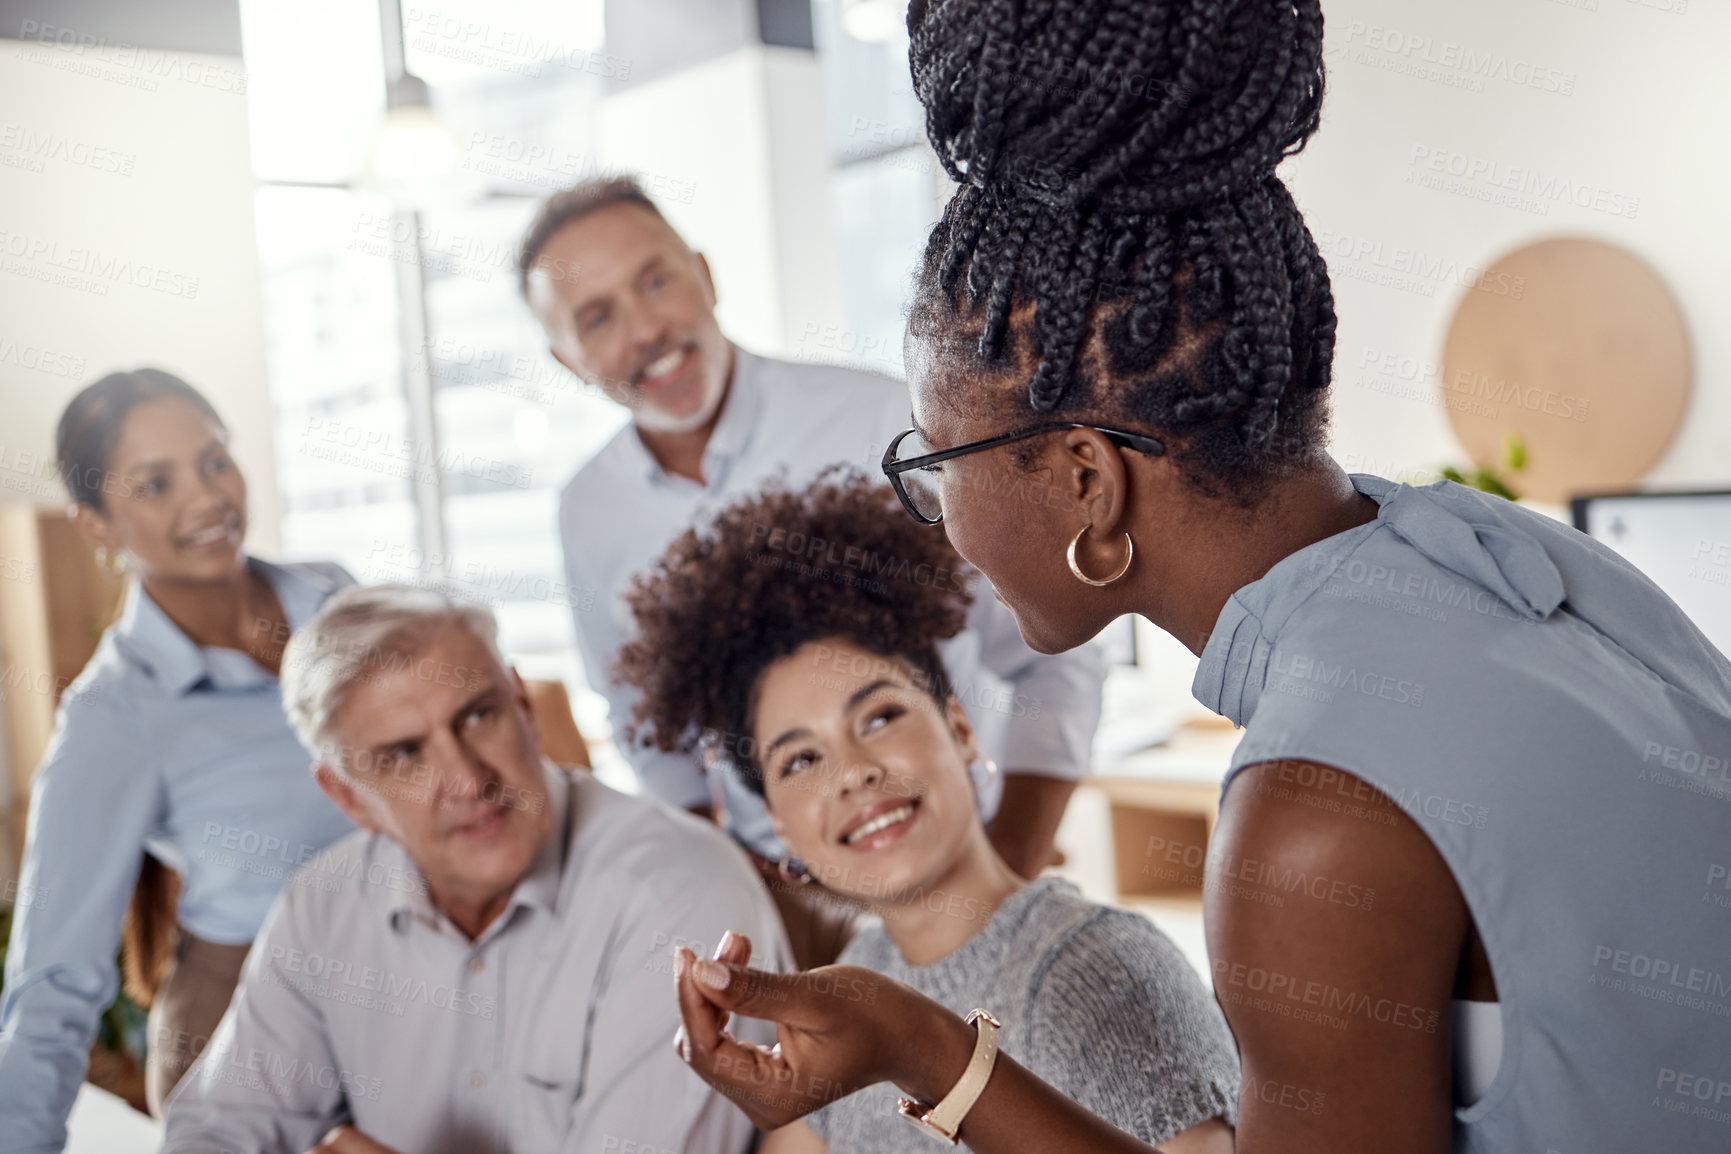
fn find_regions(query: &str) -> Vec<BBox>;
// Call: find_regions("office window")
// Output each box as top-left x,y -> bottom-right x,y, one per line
415,192 -> 629,704
812,0 -> 947,380
409,65 -> 623,757
254,186 -> 420,577
244,0 -> 631,776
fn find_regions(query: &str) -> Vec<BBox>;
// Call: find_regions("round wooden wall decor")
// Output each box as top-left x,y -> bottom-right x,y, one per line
1439,237 -> 1691,504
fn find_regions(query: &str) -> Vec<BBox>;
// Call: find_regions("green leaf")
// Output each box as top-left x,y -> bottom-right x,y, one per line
1480,474 -> 1519,501
1502,434 -> 1528,473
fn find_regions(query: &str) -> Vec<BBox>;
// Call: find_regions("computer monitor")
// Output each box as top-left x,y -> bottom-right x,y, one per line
1572,489 -> 1731,659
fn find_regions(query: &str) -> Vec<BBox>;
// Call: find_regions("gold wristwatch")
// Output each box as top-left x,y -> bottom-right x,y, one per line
896,1009 -> 1002,1144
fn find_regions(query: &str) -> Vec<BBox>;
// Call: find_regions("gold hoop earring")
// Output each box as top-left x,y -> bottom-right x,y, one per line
968,755 -> 1000,798
1066,527 -> 1133,587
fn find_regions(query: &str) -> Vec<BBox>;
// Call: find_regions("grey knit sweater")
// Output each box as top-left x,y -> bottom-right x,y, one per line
804,877 -> 1239,1150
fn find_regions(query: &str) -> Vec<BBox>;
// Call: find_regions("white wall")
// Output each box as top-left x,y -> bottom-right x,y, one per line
595,44 -> 847,357
0,36 -> 281,553
1286,0 -> 1730,488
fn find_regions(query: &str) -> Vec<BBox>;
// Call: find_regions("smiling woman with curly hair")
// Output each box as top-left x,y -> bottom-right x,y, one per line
617,470 -> 1238,1154
618,469 -> 972,791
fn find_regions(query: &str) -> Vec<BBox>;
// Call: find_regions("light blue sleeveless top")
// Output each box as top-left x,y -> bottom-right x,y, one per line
1194,474 -> 1731,1154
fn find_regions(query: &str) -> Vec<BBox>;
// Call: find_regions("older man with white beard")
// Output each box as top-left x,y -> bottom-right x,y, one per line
521,178 -> 1107,914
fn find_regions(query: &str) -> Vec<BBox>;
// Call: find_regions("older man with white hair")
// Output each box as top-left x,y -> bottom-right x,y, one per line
159,586 -> 788,1154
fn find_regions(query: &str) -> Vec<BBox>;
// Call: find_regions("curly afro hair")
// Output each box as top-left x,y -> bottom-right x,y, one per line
615,468 -> 977,794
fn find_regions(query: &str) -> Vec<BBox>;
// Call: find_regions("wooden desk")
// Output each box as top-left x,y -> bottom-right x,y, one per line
0,505 -> 124,872
1085,718 -> 1243,909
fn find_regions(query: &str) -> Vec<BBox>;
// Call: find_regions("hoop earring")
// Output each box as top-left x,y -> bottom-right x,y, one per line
1066,527 -> 1133,587
968,755 -> 1000,796
777,855 -> 813,886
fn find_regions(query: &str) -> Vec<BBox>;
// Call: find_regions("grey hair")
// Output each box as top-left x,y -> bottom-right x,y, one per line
281,584 -> 505,768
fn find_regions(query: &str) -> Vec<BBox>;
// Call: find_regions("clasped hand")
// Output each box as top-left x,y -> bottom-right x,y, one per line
671,930 -> 954,1131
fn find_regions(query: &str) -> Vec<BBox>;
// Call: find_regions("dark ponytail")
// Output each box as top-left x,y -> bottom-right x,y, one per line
56,368 -> 225,511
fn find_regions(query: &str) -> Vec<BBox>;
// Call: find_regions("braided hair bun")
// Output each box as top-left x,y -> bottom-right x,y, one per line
908,0 -> 1336,497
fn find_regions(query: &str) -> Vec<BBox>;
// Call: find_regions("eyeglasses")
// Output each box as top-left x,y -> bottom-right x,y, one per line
880,423 -> 1165,525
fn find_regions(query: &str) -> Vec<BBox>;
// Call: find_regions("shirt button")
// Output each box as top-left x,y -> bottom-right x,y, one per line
470,1074 -> 486,1089
469,958 -> 485,974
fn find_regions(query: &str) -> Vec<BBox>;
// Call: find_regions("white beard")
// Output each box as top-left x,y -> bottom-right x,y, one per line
630,370 -> 727,434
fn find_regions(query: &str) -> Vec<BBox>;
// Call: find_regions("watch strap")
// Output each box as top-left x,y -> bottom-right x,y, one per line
896,1008 -> 1002,1144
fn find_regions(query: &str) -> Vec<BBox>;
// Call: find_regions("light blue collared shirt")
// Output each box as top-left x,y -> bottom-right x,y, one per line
1196,475 -> 1731,1153
0,558 -> 358,1154
558,346 -> 1107,855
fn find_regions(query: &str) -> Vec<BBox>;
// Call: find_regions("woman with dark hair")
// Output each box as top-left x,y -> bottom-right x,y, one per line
0,370 -> 356,1145
619,470 -> 1237,1154
668,2 -> 1731,1152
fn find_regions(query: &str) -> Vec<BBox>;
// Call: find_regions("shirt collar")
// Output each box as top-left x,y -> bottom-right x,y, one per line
702,344 -> 762,472
384,761 -> 574,937
111,556 -> 339,696
1193,475 -> 1394,725
1192,473 -> 1566,726
112,577 -> 207,696
508,762 -> 574,917
628,342 -> 762,490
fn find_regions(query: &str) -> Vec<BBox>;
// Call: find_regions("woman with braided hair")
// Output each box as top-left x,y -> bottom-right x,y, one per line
669,1 -> 1731,1152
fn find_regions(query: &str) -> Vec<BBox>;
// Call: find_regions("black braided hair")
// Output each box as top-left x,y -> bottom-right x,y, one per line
908,0 -> 1336,499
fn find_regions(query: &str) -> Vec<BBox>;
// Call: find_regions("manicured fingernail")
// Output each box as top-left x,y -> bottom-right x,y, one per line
674,948 -> 691,980
716,930 -> 739,958
673,1025 -> 691,1063
694,959 -> 731,990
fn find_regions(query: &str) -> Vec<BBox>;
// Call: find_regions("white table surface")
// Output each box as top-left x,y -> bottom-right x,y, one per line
1093,718 -> 1244,785
66,1082 -> 162,1154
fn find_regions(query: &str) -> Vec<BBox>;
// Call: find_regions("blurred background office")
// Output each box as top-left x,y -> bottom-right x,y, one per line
1,0 -> 1728,1146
